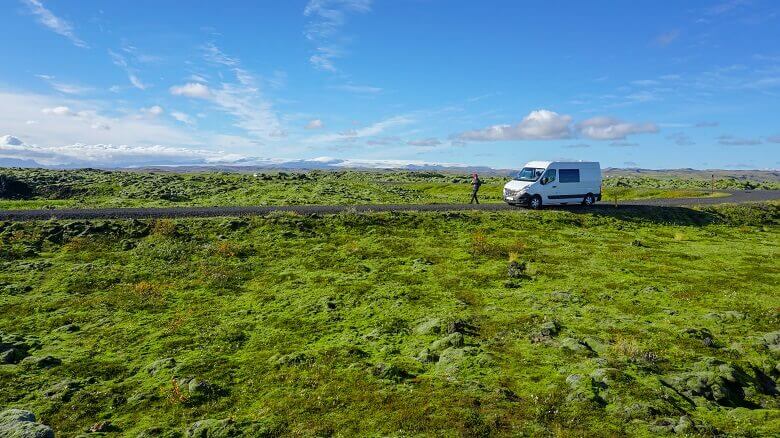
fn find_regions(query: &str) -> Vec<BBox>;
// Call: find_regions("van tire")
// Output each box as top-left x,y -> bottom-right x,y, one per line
529,195 -> 542,210
582,193 -> 595,206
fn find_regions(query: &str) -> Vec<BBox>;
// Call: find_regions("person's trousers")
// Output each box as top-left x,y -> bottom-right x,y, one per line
470,191 -> 479,204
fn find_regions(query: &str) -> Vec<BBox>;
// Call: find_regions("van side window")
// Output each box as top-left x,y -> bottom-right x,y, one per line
559,169 -> 580,183
542,169 -> 556,183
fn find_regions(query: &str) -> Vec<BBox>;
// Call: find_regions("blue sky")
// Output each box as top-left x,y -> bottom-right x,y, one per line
1,0 -> 779,169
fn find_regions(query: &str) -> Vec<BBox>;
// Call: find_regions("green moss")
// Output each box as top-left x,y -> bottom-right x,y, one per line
0,203 -> 778,436
1,168 -> 766,210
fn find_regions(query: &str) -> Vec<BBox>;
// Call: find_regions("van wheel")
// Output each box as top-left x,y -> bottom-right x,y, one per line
582,193 -> 595,206
529,195 -> 542,210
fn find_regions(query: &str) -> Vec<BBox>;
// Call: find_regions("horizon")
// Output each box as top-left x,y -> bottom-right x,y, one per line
1,1 -> 780,170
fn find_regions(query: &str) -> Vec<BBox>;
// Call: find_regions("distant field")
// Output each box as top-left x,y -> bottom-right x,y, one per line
2,168 -> 773,210
1,203 -> 778,436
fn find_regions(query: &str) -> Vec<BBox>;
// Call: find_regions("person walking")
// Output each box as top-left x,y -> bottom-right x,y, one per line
470,172 -> 483,204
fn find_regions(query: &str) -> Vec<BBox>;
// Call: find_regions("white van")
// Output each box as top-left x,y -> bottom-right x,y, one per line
503,161 -> 602,209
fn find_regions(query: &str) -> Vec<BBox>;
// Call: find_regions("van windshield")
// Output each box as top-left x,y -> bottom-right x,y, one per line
514,167 -> 545,182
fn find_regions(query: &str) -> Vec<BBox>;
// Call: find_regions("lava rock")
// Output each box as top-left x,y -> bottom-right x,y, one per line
187,418 -> 240,438
89,420 -> 119,433
372,362 -> 413,382
530,320 -> 561,343
145,357 -> 176,376
429,332 -> 465,353
43,379 -> 84,402
560,337 -> 596,356
763,331 -> 780,353
54,323 -> 80,334
20,355 -> 61,369
507,261 -> 527,279
0,409 -> 55,438
413,318 -> 441,335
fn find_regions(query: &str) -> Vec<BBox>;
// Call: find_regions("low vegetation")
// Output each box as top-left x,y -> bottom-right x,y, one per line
2,167 -> 774,210
1,203 -> 778,436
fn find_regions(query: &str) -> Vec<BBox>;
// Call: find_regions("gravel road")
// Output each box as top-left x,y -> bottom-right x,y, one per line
0,190 -> 777,221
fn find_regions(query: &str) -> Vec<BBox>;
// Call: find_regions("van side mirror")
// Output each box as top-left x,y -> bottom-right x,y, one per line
540,177 -> 549,185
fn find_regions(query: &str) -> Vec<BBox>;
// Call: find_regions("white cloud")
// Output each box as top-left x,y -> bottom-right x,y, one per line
767,135 -> 780,144
170,82 -> 213,99
407,138 -> 442,147
22,0 -> 87,48
3,91 -> 199,150
0,138 -> 235,167
303,0 -> 372,72
1,135 -> 467,169
2,135 -> 24,146
576,117 -> 659,140
170,111 -> 194,125
695,121 -> 719,128
458,109 -> 573,141
42,106 -> 75,116
564,143 -> 591,149
140,105 -> 164,117
305,119 -> 325,129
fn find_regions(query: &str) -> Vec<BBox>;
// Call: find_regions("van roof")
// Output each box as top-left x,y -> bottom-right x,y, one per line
524,160 -> 599,168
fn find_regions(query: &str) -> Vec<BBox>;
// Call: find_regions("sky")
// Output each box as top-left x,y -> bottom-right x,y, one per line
1,0 -> 779,169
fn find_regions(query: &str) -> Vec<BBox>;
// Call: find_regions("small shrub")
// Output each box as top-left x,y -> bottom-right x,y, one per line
152,219 -> 177,237
132,281 -> 164,302
215,242 -> 237,257
471,230 -> 505,257
168,378 -> 188,404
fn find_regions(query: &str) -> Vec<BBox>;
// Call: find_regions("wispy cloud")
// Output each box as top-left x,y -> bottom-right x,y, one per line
35,74 -> 92,94
577,117 -> 658,140
695,121 -> 719,128
305,119 -> 325,129
653,29 -> 680,47
305,115 -> 412,144
303,0 -> 372,72
332,84 -> 383,94
667,132 -> 695,146
718,135 -> 762,145
22,0 -> 88,48
170,44 -> 282,139
611,141 -> 639,148
407,138 -> 442,147
109,50 -> 147,90
706,0 -> 749,16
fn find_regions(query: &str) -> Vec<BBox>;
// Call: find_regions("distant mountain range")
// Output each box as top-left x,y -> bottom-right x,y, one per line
1,155 -> 778,181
